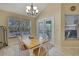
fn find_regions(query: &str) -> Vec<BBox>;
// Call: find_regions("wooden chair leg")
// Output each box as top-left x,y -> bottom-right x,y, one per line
38,47 -> 41,56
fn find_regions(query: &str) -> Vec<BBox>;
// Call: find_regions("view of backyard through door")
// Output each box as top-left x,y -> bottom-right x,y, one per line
37,17 -> 55,45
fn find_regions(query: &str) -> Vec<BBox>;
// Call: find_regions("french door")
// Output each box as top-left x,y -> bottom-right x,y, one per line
37,17 -> 55,43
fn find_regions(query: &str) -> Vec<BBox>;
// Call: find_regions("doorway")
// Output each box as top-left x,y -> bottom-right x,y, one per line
37,17 -> 55,44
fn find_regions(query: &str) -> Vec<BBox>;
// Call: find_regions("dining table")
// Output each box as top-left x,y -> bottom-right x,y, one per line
22,37 -> 49,56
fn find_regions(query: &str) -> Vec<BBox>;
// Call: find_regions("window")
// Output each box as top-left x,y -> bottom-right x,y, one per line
8,17 -> 31,38
65,15 -> 79,40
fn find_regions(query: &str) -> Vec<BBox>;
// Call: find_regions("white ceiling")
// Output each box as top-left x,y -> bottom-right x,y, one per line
0,3 -> 48,16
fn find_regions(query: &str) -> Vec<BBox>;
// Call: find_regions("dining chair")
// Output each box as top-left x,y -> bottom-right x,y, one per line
32,40 -> 49,56
33,46 -> 47,56
18,36 -> 29,56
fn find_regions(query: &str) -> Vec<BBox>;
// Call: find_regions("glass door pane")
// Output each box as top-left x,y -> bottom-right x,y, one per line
38,19 -> 45,39
37,17 -> 54,42
45,20 -> 52,40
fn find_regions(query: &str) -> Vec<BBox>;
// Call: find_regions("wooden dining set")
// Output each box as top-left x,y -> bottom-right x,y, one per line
18,36 -> 53,56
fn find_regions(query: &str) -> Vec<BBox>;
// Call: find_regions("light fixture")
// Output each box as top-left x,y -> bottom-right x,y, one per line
26,4 -> 39,16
